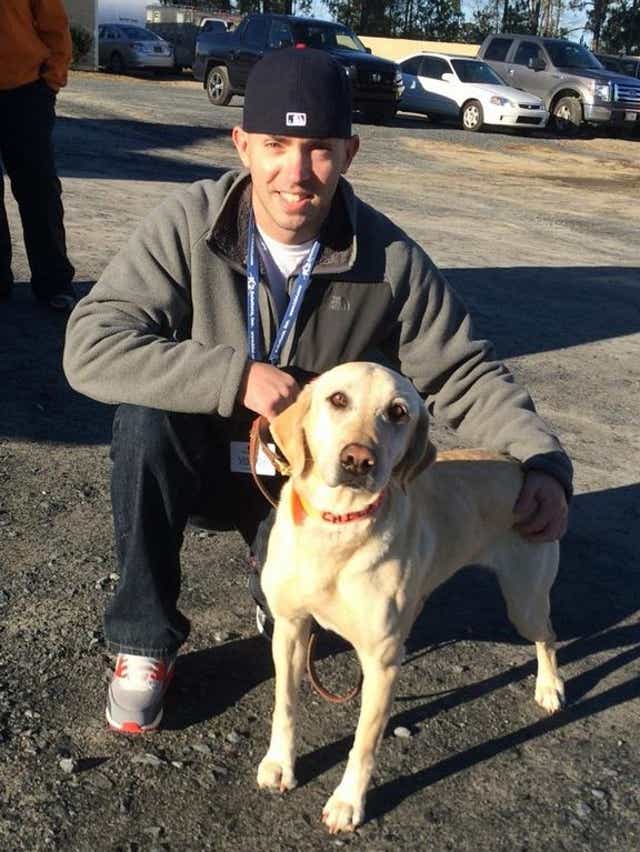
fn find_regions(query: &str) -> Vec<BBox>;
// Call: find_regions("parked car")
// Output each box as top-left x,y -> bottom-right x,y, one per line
98,23 -> 174,74
477,33 -> 640,134
193,12 -> 404,124
595,53 -> 640,79
399,52 -> 548,131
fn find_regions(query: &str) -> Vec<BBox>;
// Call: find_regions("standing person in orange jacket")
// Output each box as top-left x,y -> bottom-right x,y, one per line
0,0 -> 76,311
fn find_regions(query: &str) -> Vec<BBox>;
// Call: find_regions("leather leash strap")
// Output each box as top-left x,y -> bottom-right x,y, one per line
306,630 -> 364,704
248,415 -> 287,509
248,415 -> 363,704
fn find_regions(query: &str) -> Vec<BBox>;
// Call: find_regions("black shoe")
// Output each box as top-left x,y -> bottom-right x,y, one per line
36,283 -> 77,313
48,285 -> 76,313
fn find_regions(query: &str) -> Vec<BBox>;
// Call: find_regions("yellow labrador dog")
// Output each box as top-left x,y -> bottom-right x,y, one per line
257,362 -> 564,833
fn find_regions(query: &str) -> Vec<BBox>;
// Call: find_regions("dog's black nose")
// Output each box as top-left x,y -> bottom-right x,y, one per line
340,443 -> 376,476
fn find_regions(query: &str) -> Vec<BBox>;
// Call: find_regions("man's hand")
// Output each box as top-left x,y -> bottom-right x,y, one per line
513,470 -> 569,542
240,361 -> 300,421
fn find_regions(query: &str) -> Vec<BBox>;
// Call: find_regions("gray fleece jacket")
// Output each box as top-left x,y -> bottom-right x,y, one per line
63,169 -> 572,494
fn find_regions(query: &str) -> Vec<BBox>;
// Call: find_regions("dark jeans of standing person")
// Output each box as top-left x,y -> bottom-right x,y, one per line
0,78 -> 75,303
106,404 -> 279,657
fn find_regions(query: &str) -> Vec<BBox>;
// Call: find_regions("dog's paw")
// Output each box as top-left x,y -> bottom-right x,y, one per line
535,676 -> 565,714
322,791 -> 363,834
257,755 -> 297,793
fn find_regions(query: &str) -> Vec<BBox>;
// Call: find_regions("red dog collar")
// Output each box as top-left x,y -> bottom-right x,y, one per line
292,488 -> 386,525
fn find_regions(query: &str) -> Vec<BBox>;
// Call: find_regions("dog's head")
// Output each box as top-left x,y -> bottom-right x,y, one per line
270,363 -> 435,493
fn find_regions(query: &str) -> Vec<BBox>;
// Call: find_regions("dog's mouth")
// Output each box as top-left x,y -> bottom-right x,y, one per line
331,468 -> 382,492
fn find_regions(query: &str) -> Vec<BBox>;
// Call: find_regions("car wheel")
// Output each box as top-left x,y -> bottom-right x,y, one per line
108,52 -> 125,75
461,100 -> 484,131
206,65 -> 232,106
551,96 -> 583,135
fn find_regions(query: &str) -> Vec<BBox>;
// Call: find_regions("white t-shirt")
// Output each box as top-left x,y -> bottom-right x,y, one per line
255,225 -> 316,319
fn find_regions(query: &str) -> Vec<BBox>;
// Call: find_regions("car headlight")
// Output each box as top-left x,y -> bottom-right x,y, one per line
593,81 -> 611,101
490,95 -> 516,107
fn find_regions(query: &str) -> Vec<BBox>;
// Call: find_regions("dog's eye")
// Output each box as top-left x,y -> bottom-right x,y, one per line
329,391 -> 349,409
388,402 -> 408,423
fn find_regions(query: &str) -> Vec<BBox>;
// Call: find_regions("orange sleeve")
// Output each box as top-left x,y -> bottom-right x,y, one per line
32,0 -> 72,91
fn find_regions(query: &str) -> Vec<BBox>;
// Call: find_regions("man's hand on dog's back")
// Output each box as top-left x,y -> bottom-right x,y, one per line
514,471 -> 569,542
241,361 -> 300,420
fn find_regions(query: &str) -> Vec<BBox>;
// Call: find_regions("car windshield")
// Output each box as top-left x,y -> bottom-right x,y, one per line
291,22 -> 366,52
451,59 -> 505,85
119,26 -> 158,41
546,42 -> 603,70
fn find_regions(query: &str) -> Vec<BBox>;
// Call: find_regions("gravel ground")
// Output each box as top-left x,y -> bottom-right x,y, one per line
0,71 -> 638,852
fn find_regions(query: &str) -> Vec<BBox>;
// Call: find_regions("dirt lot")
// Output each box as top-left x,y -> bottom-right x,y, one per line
0,72 -> 638,852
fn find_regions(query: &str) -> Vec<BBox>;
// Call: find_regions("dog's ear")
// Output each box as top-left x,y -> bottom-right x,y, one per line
270,384 -> 313,478
393,404 -> 437,489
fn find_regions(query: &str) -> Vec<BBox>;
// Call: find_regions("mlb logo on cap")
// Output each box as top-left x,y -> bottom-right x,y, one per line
286,112 -> 307,127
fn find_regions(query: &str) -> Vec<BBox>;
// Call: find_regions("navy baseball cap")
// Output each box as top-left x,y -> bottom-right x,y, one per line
243,47 -> 352,139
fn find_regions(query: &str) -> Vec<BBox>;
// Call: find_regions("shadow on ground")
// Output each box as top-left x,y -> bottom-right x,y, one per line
162,636 -> 274,731
56,116 -> 228,183
161,481 -> 639,742
444,265 -> 640,358
289,480 -> 640,809
1,266 -> 638,444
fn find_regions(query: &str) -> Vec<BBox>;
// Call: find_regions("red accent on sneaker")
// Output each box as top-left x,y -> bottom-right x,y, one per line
116,721 -> 143,733
114,656 -> 128,678
149,661 -> 170,682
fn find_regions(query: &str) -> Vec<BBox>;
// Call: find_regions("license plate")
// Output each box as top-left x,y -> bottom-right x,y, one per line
625,110 -> 638,121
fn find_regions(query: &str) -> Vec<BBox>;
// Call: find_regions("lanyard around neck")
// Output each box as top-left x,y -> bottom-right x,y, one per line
246,211 -> 322,365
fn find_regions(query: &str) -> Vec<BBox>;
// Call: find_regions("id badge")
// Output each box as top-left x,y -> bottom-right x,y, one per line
230,441 -> 276,476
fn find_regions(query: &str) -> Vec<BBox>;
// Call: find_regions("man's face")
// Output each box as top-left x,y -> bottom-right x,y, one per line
232,129 -> 359,245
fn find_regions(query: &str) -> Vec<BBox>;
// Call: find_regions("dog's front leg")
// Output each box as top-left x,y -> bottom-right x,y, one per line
322,646 -> 402,833
257,615 -> 311,793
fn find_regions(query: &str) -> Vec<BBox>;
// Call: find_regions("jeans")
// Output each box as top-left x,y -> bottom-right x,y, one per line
106,405 -> 278,656
0,79 -> 74,297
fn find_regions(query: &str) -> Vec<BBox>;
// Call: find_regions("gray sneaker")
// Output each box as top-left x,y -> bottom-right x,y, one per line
106,653 -> 175,734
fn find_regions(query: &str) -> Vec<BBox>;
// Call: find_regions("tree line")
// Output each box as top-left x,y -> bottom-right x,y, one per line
158,0 -> 640,51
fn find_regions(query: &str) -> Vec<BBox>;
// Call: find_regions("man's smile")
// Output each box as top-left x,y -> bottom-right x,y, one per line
275,190 -> 315,213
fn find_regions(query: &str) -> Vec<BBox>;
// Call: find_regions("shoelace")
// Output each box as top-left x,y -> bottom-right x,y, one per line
114,655 -> 168,691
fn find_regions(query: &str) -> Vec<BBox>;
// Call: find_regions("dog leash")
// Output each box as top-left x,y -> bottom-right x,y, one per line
248,415 -> 289,508
306,630 -> 364,704
249,415 -> 363,705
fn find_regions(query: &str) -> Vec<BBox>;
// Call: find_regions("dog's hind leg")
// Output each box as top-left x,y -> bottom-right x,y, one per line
489,536 -> 565,714
257,615 -> 312,792
322,642 -> 403,833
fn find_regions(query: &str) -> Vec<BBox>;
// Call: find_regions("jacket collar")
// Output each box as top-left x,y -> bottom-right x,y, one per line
206,169 -> 358,275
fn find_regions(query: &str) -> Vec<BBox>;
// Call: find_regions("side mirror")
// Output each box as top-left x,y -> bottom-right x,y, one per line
441,72 -> 454,83
531,57 -> 546,71
365,46 -> 372,54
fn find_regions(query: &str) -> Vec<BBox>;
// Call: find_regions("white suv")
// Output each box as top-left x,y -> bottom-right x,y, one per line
399,52 -> 548,131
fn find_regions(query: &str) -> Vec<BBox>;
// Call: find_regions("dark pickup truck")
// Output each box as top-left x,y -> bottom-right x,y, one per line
192,13 -> 403,124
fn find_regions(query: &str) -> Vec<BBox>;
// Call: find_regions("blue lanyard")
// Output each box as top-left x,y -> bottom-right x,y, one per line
246,212 -> 322,365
